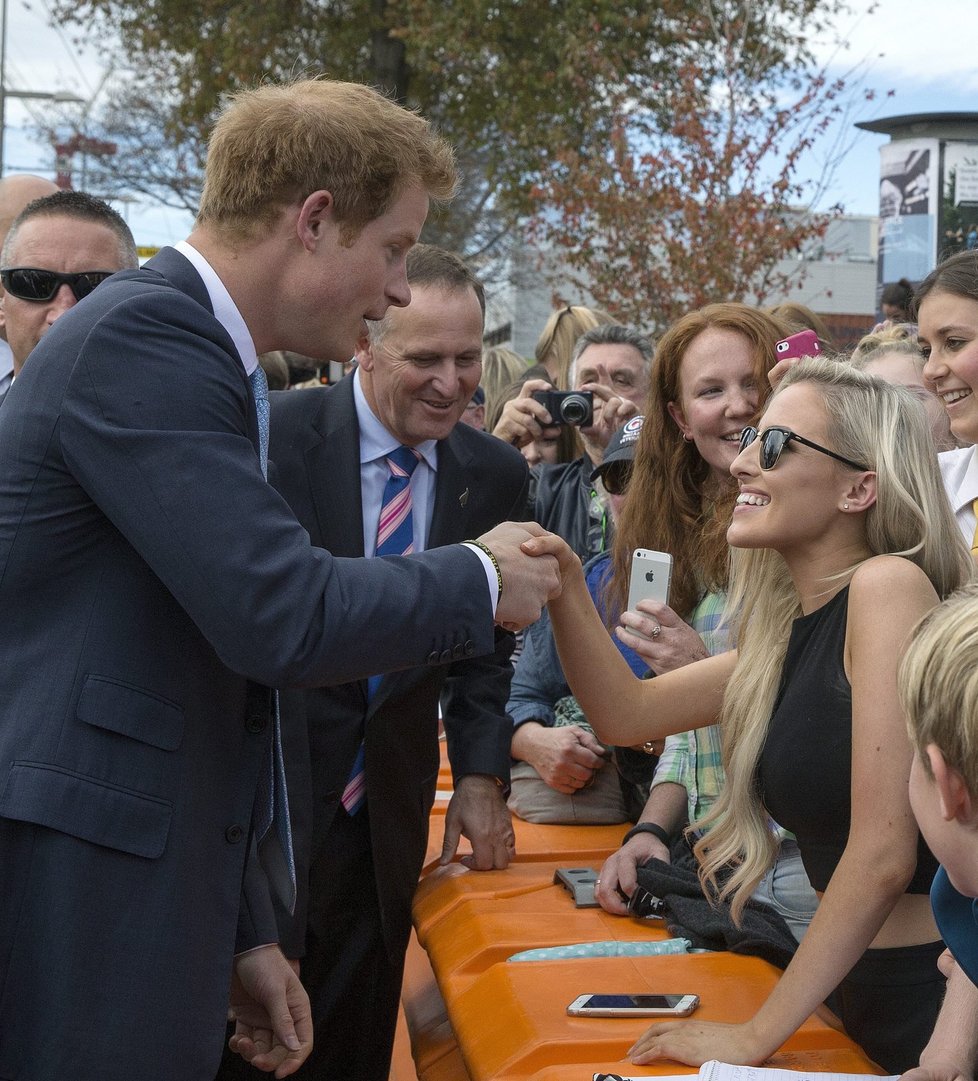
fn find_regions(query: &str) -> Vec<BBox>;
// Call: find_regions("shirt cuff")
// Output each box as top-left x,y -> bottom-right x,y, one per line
462,541 -> 499,613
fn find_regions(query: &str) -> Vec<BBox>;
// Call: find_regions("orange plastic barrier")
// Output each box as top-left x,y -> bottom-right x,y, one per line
402,745 -> 886,1081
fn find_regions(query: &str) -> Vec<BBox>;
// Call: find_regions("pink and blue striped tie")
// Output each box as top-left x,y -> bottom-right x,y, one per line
341,445 -> 422,814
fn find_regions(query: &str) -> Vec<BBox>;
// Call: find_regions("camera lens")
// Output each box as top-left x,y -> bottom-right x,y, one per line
559,393 -> 590,424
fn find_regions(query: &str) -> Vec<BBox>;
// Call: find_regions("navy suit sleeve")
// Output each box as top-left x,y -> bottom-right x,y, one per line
58,290 -> 495,688
440,448 -> 529,783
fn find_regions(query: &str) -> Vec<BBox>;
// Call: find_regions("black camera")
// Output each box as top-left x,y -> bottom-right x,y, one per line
626,885 -> 667,919
532,389 -> 594,427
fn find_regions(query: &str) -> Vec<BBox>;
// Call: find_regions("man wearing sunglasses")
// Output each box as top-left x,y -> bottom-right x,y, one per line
0,173 -> 59,397
0,189 -> 138,377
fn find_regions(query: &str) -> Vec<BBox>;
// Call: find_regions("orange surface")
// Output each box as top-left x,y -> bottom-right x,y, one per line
441,953 -> 877,1080
424,810 -> 629,870
404,743 -> 885,1081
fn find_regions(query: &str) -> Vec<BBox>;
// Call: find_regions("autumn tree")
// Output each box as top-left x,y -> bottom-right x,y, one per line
527,8 -> 871,335
49,0 -> 851,275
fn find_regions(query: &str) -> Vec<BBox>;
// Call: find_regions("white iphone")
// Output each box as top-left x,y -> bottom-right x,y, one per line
566,993 -> 699,1018
627,548 -> 673,616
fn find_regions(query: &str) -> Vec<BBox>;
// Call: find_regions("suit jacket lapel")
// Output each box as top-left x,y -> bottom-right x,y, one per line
143,246 -> 261,456
303,379 -> 364,559
429,428 -> 474,549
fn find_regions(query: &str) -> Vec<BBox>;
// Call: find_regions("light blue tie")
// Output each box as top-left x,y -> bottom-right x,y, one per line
249,364 -> 296,912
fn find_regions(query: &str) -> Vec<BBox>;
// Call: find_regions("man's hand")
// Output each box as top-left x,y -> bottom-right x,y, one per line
511,721 -> 607,794
440,774 -> 515,869
594,832 -> 670,915
578,382 -> 640,462
490,378 -> 560,448
228,945 -> 313,1078
476,521 -> 563,630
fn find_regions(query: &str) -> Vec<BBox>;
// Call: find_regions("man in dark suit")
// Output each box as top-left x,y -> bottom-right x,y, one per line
0,79 -> 559,1081
215,246 -> 527,1081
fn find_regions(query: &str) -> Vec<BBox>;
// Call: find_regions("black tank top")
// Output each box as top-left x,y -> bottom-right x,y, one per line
758,585 -> 937,893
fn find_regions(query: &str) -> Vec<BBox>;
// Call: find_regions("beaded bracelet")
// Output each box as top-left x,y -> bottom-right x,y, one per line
466,539 -> 503,598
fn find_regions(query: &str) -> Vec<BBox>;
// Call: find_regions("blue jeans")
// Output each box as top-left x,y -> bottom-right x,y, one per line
751,838 -> 818,942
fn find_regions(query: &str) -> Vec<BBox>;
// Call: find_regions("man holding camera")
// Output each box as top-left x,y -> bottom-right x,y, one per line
493,322 -> 653,560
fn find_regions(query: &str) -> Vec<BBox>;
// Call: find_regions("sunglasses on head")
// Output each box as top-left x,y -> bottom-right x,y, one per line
739,425 -> 869,472
600,460 -> 632,496
0,267 -> 115,303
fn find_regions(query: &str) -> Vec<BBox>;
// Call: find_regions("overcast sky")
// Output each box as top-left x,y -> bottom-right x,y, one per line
2,0 -> 975,244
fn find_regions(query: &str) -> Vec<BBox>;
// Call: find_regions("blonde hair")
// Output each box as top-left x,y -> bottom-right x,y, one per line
197,78 -> 457,243
535,305 -> 615,389
900,583 -> 978,796
850,323 -> 921,368
694,357 -> 973,922
481,346 -> 529,422
765,301 -> 833,349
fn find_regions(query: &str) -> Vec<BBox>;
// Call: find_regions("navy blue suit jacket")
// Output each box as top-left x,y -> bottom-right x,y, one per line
0,248 -> 497,1081
267,377 -> 528,960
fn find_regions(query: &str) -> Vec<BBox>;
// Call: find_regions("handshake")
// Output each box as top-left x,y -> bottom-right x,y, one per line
473,521 -> 576,630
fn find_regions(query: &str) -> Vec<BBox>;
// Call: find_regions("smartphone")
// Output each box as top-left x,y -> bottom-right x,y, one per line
775,328 -> 821,361
566,993 -> 699,1018
627,549 -> 673,618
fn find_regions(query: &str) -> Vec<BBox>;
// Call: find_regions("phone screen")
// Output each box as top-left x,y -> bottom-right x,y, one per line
584,994 -> 683,1009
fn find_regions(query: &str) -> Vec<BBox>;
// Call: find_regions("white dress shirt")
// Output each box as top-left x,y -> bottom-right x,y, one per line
939,445 -> 978,546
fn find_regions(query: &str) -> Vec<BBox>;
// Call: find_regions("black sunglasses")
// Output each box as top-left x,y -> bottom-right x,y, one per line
1,267 -> 115,303
600,460 -> 632,496
739,425 -> 869,472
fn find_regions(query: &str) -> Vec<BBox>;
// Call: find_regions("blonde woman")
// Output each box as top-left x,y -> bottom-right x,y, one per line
531,303 -> 615,388
850,325 -> 957,452
527,358 -> 972,1071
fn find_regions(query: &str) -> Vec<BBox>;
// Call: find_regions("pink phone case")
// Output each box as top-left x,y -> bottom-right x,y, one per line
775,329 -> 821,360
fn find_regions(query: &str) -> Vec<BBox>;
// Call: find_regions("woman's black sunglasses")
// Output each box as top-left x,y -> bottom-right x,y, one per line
739,425 -> 869,472
1,267 -> 115,303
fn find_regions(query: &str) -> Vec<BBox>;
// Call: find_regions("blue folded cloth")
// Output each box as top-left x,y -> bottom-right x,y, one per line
507,937 -> 692,962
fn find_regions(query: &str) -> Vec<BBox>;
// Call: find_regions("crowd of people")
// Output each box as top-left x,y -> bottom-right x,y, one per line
1,73 -> 978,1081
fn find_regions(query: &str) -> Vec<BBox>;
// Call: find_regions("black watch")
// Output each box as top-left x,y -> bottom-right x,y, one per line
622,822 -> 671,849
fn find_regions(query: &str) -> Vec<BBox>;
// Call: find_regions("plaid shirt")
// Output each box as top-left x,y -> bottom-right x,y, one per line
650,590 -> 728,832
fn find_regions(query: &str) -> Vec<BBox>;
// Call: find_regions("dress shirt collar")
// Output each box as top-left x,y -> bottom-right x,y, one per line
353,367 -> 438,471
174,240 -> 258,375
940,445 -> 978,515
0,339 -> 14,384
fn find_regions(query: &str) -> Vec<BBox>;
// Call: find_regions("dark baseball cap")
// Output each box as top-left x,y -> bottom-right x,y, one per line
590,415 -> 644,483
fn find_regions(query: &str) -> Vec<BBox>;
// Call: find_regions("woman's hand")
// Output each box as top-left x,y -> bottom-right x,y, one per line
521,531 -> 583,588
628,1018 -> 769,1067
767,355 -> 801,391
616,602 -> 710,675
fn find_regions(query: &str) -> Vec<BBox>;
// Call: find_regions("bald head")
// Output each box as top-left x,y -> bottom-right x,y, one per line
0,175 -> 59,242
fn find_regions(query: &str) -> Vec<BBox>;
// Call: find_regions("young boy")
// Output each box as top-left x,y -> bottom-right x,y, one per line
899,583 -> 978,1081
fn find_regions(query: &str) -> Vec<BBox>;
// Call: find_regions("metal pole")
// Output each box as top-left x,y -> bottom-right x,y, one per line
0,0 -> 8,176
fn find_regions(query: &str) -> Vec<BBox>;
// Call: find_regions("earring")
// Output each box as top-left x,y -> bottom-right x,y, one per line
843,502 -> 849,510
682,433 -> 693,443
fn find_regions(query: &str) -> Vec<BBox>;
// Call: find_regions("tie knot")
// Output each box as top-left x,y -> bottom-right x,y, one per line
387,445 -> 421,479
249,364 -> 269,404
